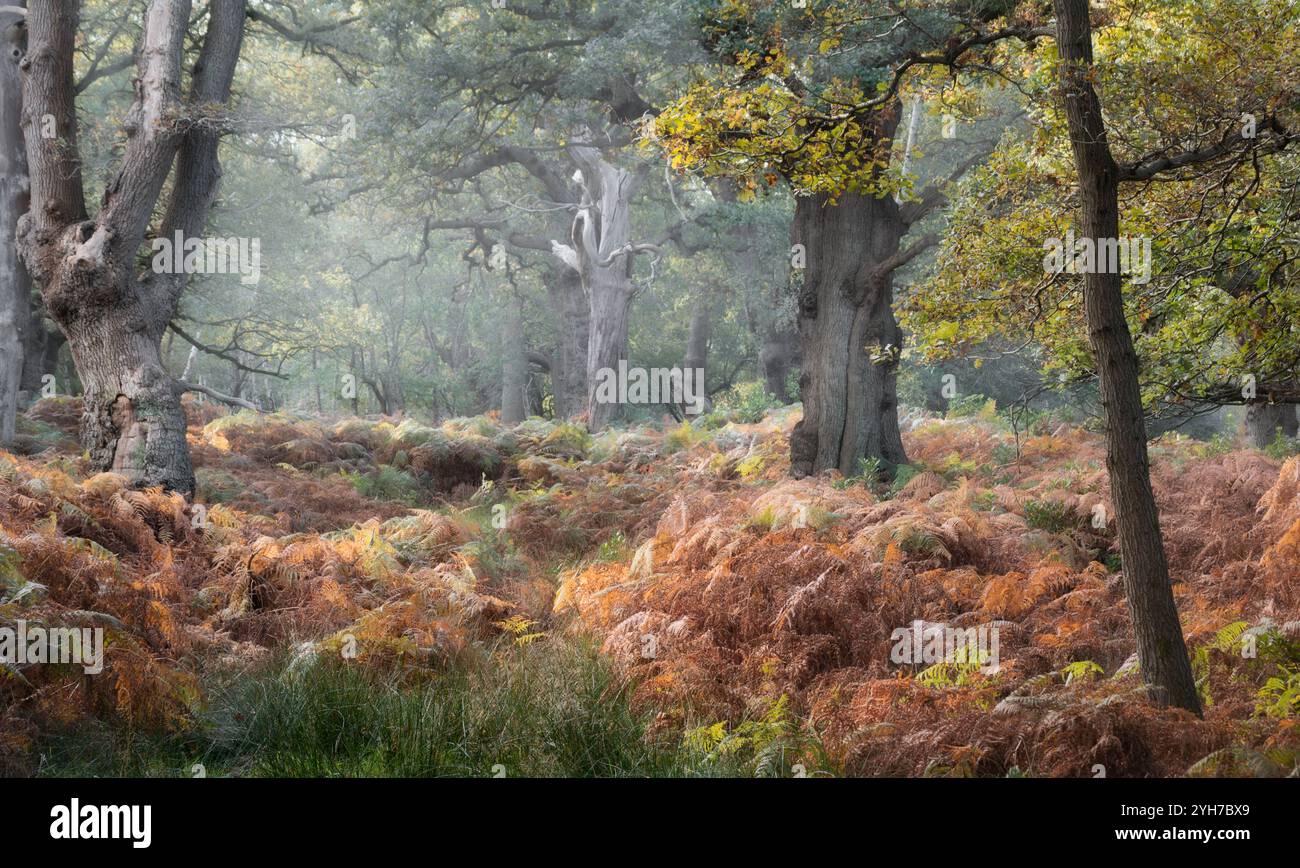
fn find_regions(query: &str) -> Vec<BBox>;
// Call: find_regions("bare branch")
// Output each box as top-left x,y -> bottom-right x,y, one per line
178,379 -> 258,410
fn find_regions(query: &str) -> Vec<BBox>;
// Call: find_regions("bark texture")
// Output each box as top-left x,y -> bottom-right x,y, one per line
789,191 -> 908,477
1,4 -> 27,444
16,0 -> 246,493
500,294 -> 527,425
557,145 -> 645,431
1053,0 -> 1201,714
1246,401 -> 1298,448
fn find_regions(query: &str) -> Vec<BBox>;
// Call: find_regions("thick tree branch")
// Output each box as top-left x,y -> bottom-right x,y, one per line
1120,119 -> 1293,181
147,0 -> 247,323
900,143 -> 999,225
93,0 -> 191,270
178,379 -> 258,410
245,6 -> 362,82
873,233 -> 937,280
19,0 -> 87,245
443,145 -> 573,205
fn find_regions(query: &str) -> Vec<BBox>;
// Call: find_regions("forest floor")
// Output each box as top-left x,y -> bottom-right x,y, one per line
2,396 -> 1299,777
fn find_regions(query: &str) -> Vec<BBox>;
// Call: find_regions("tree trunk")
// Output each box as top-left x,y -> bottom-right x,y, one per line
1246,401 -> 1297,448
543,264 -> 588,419
70,312 -> 194,489
16,0 -> 246,495
759,324 -> 800,404
19,316 -> 60,399
1,5 -> 27,445
1053,0 -> 1201,714
371,370 -> 404,416
312,348 -> 323,413
500,294 -> 527,425
682,293 -> 712,416
789,191 -> 908,477
585,265 -> 632,430
565,146 -> 641,431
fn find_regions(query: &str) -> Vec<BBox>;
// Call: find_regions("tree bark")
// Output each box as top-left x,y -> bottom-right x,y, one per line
1053,0 -> 1201,714
1,3 -> 27,445
16,0 -> 246,494
74,312 -> 193,485
789,191 -> 908,477
500,293 -> 527,425
1246,401 -> 1298,448
542,259 -> 588,419
18,315 -> 60,398
584,264 -> 632,430
682,292 -> 712,416
759,324 -> 800,404
562,145 -> 643,431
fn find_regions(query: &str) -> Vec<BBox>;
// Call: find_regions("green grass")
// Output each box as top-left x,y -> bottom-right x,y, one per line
35,639 -> 752,778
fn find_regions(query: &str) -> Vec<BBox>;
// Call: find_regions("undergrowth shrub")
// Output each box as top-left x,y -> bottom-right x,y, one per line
719,381 -> 779,424
1264,430 -> 1300,461
682,694 -> 834,777
833,456 -> 883,490
946,394 -> 997,420
1023,498 -> 1078,533
341,466 -> 423,504
1256,667 -> 1300,719
195,468 -> 247,504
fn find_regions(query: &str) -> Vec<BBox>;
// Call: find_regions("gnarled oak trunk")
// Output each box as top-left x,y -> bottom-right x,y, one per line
67,309 -> 193,490
789,192 -> 907,477
16,0 -> 246,494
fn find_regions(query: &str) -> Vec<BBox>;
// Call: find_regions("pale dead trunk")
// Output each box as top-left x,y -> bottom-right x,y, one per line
180,339 -> 198,380
585,264 -> 633,430
562,145 -> 643,431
